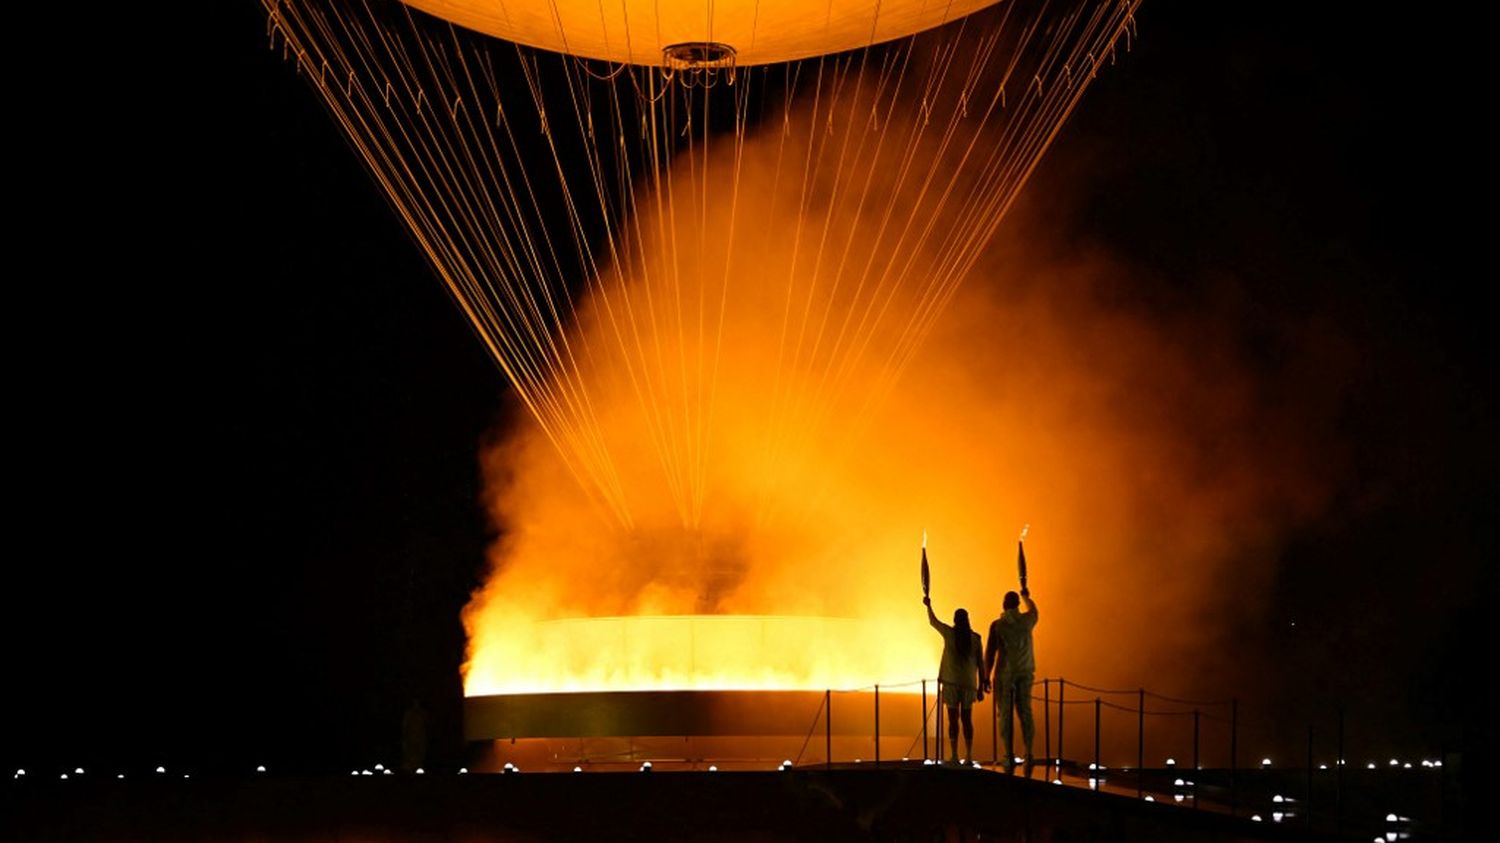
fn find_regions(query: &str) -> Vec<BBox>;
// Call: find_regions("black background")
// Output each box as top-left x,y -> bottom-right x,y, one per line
5,2 -> 1492,777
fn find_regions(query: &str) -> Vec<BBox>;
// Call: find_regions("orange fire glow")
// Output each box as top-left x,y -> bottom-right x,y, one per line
461,34 -> 1335,703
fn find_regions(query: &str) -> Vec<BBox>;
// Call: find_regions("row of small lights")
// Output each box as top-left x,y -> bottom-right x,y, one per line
13,754 -> 1443,781
6,758 -> 1434,836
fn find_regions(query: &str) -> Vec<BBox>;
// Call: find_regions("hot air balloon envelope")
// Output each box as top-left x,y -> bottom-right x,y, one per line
400,0 -> 1004,66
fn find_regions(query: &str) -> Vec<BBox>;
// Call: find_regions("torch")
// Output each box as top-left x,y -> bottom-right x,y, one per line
921,530 -> 930,600
1018,524 -> 1030,594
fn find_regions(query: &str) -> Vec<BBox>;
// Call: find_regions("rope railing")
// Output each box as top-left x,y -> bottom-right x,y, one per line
772,672 -> 1447,841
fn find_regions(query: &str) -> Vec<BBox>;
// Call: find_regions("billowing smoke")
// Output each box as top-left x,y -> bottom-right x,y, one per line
460,55 -> 1343,712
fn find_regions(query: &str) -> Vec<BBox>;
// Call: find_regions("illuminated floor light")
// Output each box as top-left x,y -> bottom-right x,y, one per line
156,766 -> 166,774
1273,794 -> 1284,803
922,759 -> 934,766
640,762 -> 653,772
708,766 -> 718,772
1386,813 -> 1399,822
1402,762 -> 1412,769
1434,760 -> 1443,767
1173,794 -> 1184,802
1052,778 -> 1063,785
13,769 -> 24,778
351,771 -> 359,776
183,774 -> 190,779
1144,795 -> 1154,802
117,774 -> 124,779
383,769 -> 393,775
1367,763 -> 1377,769
256,765 -> 266,773
573,766 -> 582,773
1251,814 -> 1262,822
1273,812 -> 1284,823
361,770 -> 373,776
459,768 -> 468,774
1165,758 -> 1176,766
375,764 -> 385,771
1174,778 -> 1185,787
1261,758 -> 1272,768
74,767 -> 84,775
1389,759 -> 1399,767
781,760 -> 793,770
416,768 -> 425,774
60,774 -> 68,780
1320,764 -> 1329,770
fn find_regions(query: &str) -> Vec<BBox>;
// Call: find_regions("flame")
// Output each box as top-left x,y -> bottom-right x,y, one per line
1020,524 -> 1030,542
464,615 -> 930,694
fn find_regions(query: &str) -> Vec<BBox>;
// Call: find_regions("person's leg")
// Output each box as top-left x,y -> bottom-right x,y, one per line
1016,673 -> 1036,776
947,704 -> 960,762
999,675 -> 1016,771
960,704 -> 974,762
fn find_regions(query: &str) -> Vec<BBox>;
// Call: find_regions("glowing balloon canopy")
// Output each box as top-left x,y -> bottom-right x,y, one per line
400,0 -> 1004,66
263,0 -> 1140,527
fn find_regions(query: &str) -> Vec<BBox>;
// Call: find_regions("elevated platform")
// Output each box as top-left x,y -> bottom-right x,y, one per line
6,766 -> 1361,843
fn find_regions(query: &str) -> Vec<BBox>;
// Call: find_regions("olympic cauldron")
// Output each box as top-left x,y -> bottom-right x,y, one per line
464,615 -> 937,772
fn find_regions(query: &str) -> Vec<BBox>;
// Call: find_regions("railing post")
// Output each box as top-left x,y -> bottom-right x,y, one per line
1058,678 -> 1066,774
1093,697 -> 1101,788
825,689 -> 832,770
1043,678 -> 1051,765
921,680 -> 928,762
1137,688 -> 1145,799
936,680 -> 943,762
1192,708 -> 1200,809
874,684 -> 881,767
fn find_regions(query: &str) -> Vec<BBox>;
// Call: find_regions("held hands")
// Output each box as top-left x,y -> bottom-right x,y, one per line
922,595 -> 931,606
1021,587 -> 1030,598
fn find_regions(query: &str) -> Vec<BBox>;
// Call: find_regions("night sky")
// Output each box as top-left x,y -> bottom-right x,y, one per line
5,2 -> 1493,778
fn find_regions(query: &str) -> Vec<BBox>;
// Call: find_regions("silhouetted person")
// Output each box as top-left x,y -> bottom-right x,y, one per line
401,698 -> 428,773
985,587 -> 1038,774
925,596 -> 984,764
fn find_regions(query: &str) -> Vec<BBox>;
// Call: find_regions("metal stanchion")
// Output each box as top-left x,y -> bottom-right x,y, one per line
1137,689 -> 1145,799
921,680 -> 928,762
825,689 -> 832,770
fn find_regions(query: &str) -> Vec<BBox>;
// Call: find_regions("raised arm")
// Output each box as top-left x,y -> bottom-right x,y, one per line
924,596 -> 941,630
1022,590 -> 1037,623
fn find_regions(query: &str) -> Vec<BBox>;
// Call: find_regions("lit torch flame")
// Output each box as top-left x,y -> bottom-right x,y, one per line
1020,523 -> 1030,542
1018,524 -> 1030,593
921,529 -> 930,599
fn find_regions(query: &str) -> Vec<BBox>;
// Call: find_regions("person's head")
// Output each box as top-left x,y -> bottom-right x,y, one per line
953,608 -> 970,632
1003,591 -> 1020,611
